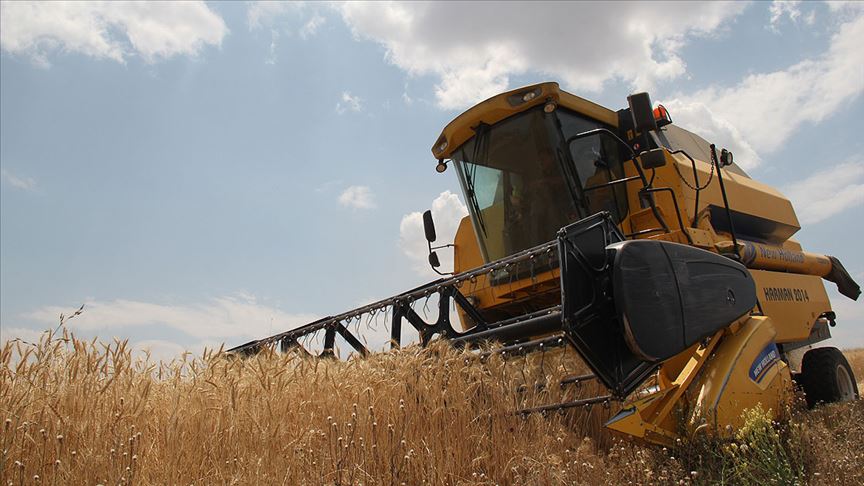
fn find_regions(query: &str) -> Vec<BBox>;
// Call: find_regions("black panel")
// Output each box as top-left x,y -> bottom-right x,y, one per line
608,241 -> 684,361
708,205 -> 798,244
611,240 -> 756,362
558,212 -> 657,398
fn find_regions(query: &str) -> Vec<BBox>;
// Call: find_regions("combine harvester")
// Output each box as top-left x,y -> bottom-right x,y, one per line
229,82 -> 860,446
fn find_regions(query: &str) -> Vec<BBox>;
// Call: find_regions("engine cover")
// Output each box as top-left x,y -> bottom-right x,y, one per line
610,240 -> 757,362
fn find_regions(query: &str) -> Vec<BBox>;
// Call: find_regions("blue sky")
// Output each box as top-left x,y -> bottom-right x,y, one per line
1,1 -> 862,358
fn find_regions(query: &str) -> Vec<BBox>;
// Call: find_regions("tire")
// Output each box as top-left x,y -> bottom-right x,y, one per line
799,347 -> 859,408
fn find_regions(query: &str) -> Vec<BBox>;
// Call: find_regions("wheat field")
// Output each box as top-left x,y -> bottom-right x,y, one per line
1,331 -> 862,485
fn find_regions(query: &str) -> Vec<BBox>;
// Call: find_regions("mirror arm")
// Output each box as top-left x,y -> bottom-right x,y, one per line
565,129 -> 649,188
426,242 -> 454,276
431,267 -> 452,276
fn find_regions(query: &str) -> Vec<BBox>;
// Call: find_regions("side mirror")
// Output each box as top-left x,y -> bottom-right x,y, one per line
428,252 -> 441,268
422,209 -> 453,275
422,210 -> 437,243
640,148 -> 667,169
627,92 -> 658,134
720,149 -> 734,167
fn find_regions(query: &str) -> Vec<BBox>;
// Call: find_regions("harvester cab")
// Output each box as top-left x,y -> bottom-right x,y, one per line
230,82 -> 860,446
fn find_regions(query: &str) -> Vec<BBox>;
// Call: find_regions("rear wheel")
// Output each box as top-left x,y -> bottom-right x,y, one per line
799,347 -> 859,407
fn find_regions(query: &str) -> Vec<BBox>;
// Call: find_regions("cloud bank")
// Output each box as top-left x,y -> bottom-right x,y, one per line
21,295 -> 318,342
784,159 -> 864,225
336,2 -> 747,110
0,1 -> 228,67
338,185 -> 376,209
661,11 -> 864,169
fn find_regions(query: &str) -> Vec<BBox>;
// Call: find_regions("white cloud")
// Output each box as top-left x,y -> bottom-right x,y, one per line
338,185 -> 376,209
1,168 -> 37,191
783,159 -> 864,224
1,326 -> 50,346
336,2 -> 747,110
827,1 -> 864,15
399,191 -> 469,276
246,1 -> 327,65
768,1 -> 804,32
22,294 -> 319,343
662,11 -> 864,169
299,13 -> 326,40
0,1 -> 228,67
336,91 -> 363,114
246,1 -> 324,64
660,99 -> 762,169
247,1 -> 296,29
246,2 -> 299,65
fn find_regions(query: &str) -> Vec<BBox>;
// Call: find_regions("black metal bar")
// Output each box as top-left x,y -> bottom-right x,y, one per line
322,327 -> 336,358
334,322 -> 369,357
478,305 -> 561,332
711,144 -> 739,260
390,304 -> 403,350
451,290 -> 487,330
433,289 -> 452,344
559,373 -> 597,387
232,340 -> 263,357
280,338 -> 312,357
624,227 -> 666,238
582,175 -> 642,192
404,307 -> 429,335
689,154 -> 701,227
450,311 -> 562,347
516,395 -> 612,416
641,187 -> 694,245
481,334 -> 567,359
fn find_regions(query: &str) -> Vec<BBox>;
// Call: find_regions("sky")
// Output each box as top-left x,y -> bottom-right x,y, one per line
1,1 -> 863,360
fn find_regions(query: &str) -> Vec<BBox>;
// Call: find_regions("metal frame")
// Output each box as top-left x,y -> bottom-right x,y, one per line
228,239 -> 560,357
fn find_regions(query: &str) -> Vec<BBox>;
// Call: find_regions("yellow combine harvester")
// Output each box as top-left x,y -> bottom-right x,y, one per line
230,82 -> 860,446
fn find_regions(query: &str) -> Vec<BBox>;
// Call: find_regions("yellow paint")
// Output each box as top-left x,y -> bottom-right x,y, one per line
431,82 -> 617,160
718,239 -> 834,277
607,330 -> 722,445
608,317 -> 792,445
439,83 -> 850,445
749,270 -> 831,343
687,316 -> 791,436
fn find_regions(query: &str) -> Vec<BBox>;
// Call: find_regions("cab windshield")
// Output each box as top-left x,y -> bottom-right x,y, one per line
452,106 -> 627,263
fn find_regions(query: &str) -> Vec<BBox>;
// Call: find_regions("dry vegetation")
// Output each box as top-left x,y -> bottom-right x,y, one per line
1,332 -> 862,485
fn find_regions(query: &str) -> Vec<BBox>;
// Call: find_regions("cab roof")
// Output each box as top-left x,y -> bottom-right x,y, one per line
431,82 -> 618,160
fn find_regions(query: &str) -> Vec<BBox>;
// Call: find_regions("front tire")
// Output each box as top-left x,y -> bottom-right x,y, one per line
799,347 -> 859,408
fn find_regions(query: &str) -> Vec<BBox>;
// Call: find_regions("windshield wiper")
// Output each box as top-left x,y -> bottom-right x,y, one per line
466,123 -> 491,237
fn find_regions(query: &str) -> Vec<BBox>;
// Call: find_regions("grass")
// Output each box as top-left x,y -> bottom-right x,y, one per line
1,332 -> 862,485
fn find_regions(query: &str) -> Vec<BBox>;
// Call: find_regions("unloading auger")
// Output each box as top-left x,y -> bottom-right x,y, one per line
229,83 -> 860,445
